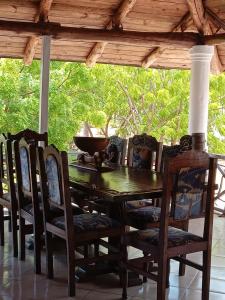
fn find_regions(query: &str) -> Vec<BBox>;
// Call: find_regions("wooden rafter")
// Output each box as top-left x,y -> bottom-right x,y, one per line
86,0 -> 136,67
205,7 -> 225,32
142,12 -> 192,68
0,20 -> 200,48
186,0 -> 223,74
23,0 -> 53,65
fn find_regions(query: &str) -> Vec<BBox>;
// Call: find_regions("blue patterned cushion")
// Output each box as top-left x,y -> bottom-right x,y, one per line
174,167 -> 206,220
132,226 -> 203,248
127,206 -> 161,225
126,200 -> 153,211
107,144 -> 119,164
52,213 -> 121,232
46,155 -> 61,205
109,136 -> 125,153
132,147 -> 151,169
20,147 -> 30,191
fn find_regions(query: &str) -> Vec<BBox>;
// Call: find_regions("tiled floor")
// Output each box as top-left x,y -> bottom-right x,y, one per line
0,215 -> 225,300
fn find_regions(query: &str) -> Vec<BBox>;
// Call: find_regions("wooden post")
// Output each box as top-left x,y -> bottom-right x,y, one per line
39,35 -> 51,134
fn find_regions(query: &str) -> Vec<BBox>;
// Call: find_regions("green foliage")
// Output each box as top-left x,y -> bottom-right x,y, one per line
0,58 -> 225,153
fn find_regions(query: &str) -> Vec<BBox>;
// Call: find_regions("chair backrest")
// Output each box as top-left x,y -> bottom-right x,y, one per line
106,136 -> 127,165
7,129 -> 48,147
14,138 -> 40,213
0,134 -> 17,203
38,145 -> 73,230
160,135 -> 193,173
127,134 -> 162,171
179,134 -> 192,150
159,150 -> 217,244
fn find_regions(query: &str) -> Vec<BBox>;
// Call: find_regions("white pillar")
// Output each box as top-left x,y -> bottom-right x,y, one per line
39,35 -> 51,134
188,45 -> 214,137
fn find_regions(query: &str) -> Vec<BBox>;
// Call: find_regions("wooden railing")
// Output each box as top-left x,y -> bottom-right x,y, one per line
211,154 -> 225,215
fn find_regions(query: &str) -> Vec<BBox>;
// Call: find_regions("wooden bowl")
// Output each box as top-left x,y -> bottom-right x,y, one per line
73,137 -> 109,156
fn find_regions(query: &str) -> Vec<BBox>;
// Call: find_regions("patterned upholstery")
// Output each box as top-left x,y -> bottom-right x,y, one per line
20,147 -> 30,192
46,155 -> 61,205
131,226 -> 203,248
132,147 -> 151,169
107,136 -> 126,164
127,206 -> 161,228
174,167 -> 206,220
52,213 -> 121,232
109,136 -> 125,153
130,134 -> 159,169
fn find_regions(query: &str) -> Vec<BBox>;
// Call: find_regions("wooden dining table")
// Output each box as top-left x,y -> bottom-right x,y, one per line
69,163 -> 163,203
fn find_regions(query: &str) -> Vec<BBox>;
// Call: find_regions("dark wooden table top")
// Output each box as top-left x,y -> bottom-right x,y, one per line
69,163 -> 163,202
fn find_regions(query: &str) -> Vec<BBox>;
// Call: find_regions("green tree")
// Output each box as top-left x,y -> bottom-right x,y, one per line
0,58 -> 225,153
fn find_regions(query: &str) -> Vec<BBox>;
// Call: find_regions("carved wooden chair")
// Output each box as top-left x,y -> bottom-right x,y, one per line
122,150 -> 217,300
7,128 -> 48,147
126,135 -> 193,278
88,136 -> 127,214
38,144 -> 125,297
0,134 -> 18,257
106,136 -> 127,166
14,139 -> 84,274
13,138 -> 43,273
125,134 -> 163,223
126,134 -> 193,231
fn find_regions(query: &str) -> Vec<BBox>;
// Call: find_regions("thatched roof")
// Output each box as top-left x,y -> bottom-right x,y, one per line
0,0 -> 225,73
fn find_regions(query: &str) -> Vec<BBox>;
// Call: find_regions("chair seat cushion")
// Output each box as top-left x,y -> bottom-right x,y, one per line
130,226 -> 203,248
52,213 -> 121,233
127,206 -> 161,226
126,200 -> 153,211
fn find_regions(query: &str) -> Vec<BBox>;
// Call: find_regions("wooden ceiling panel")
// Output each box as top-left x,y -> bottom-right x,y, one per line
0,0 -> 224,72
0,1 -> 37,21
52,0 -> 120,10
133,2 -> 188,17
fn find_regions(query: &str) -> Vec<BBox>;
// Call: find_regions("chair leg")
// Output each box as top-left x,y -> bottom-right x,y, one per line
8,211 -> 12,232
66,242 -> 75,297
179,254 -> 186,276
0,205 -> 4,246
33,224 -> 42,274
11,207 -> 18,258
84,245 -> 89,258
179,222 -> 188,276
166,259 -> 170,288
120,238 -> 128,299
45,231 -> 54,279
122,266 -> 128,299
94,242 -> 99,257
143,251 -> 148,283
19,217 -> 26,261
202,250 -> 211,300
157,258 -> 167,300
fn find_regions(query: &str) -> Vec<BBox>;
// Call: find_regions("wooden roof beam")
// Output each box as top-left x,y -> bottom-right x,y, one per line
23,0 -> 53,65
205,7 -> 225,32
186,0 -> 223,74
142,12 -> 192,68
0,20 -> 200,48
86,0 -> 136,67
